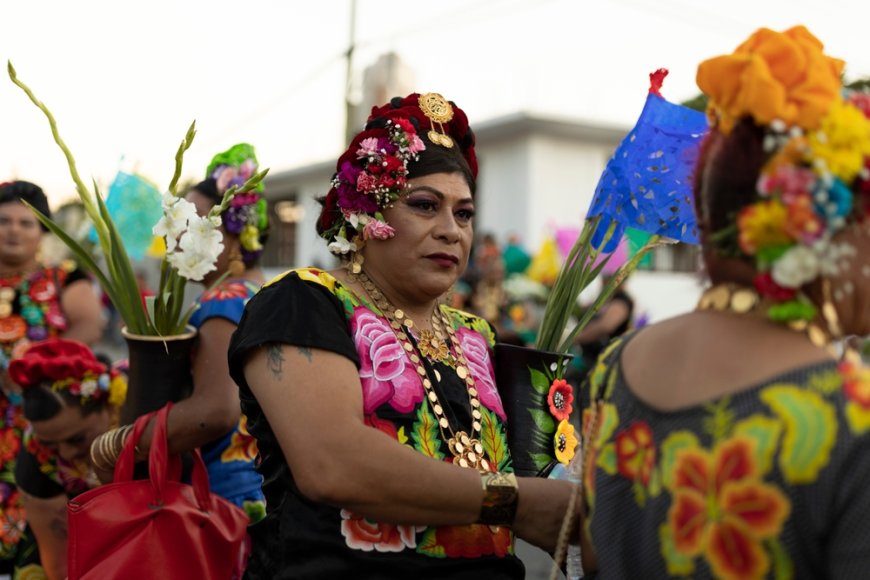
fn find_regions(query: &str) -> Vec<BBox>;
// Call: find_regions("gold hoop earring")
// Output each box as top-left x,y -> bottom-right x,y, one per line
349,250 -> 364,274
228,248 -> 245,278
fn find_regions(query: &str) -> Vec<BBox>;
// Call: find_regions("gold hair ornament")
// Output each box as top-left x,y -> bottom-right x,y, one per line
418,92 -> 455,148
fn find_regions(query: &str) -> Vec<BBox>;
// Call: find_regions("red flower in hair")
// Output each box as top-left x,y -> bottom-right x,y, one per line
754,272 -> 797,301
8,338 -> 105,390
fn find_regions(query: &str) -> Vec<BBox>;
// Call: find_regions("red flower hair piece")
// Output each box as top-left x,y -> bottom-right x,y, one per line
9,338 -> 105,389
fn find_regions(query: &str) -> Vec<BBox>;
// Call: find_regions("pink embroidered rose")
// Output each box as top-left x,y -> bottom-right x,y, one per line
340,509 -> 424,553
363,219 -> 396,241
456,327 -> 506,421
351,307 -> 424,414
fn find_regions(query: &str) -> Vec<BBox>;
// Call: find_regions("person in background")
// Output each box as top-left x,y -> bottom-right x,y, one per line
0,180 -> 105,577
228,93 -> 585,579
9,338 -> 126,579
89,144 -> 269,527
580,26 -> 870,577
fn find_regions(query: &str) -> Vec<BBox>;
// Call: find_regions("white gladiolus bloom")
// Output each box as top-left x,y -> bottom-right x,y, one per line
168,249 -> 218,281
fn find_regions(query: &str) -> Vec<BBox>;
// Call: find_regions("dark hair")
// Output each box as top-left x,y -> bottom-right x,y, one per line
406,134 -> 477,196
23,384 -> 105,422
0,180 -> 51,230
693,118 -> 767,238
190,178 -> 270,267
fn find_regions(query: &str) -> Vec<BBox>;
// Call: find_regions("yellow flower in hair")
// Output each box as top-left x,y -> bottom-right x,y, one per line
737,199 -> 792,255
808,101 -> 870,182
108,375 -> 127,407
239,224 -> 263,252
697,26 -> 844,133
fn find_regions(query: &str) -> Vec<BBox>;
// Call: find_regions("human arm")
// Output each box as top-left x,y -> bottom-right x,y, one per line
574,297 -> 631,345
60,278 -> 106,346
243,342 -> 580,550
19,492 -> 68,580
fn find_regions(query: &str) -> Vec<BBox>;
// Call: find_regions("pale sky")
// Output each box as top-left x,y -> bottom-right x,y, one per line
3,0 -> 870,206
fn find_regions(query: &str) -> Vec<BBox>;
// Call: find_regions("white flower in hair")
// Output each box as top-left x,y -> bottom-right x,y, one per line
328,235 -> 358,255
79,379 -> 98,397
772,245 -> 821,288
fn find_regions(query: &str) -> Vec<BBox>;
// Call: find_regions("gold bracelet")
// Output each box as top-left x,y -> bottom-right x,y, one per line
477,472 -> 519,527
89,433 -> 114,472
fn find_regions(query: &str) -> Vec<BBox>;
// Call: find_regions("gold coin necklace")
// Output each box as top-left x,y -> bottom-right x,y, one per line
352,269 -> 490,471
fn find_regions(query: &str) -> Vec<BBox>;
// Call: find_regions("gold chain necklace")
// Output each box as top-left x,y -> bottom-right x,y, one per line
351,269 -> 490,471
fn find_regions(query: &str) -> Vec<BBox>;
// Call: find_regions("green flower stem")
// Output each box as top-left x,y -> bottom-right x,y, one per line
167,121 -> 197,198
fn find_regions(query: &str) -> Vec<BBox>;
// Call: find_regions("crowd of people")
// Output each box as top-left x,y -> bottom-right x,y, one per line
0,23 -> 867,580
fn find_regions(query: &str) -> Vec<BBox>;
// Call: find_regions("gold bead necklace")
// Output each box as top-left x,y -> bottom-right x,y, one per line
351,269 -> 490,471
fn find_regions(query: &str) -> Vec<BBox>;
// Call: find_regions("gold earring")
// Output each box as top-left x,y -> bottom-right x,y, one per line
228,248 -> 245,278
350,250 -> 364,274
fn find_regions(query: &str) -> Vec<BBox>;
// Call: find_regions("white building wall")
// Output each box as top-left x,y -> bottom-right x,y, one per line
475,140 -> 531,242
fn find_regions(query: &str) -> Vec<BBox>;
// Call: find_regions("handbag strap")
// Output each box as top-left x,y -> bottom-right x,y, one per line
113,402 -> 215,512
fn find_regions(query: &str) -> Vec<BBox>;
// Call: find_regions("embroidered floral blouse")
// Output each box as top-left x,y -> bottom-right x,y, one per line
188,279 -> 265,522
228,268 -> 523,580
582,333 -> 870,579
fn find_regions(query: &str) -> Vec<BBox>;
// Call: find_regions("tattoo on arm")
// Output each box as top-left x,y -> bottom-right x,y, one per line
266,344 -> 286,379
298,346 -> 313,363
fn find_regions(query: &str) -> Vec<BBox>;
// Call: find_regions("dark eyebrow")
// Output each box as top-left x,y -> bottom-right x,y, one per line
404,185 -> 474,205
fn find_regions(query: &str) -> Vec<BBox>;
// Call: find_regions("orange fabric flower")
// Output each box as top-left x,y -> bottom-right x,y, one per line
697,26 -> 844,133
667,437 -> 791,580
547,379 -> 574,421
434,524 -> 513,558
841,360 -> 870,409
615,421 -> 656,485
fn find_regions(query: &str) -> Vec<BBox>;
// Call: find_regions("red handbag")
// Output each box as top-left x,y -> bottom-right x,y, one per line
67,403 -> 250,579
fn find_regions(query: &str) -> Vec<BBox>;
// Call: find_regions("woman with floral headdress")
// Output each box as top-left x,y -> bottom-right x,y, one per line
0,181 -> 105,577
89,144 -> 268,526
580,26 -> 870,578
6,338 -> 125,579
228,94 -> 583,578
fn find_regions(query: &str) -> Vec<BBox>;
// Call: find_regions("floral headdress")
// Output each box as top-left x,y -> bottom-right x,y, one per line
8,339 -> 127,408
697,26 -> 870,330
207,143 -> 269,264
318,92 -> 477,255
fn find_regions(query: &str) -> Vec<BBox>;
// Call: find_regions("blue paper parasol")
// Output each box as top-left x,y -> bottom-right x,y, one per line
587,71 -> 709,251
90,172 -> 163,260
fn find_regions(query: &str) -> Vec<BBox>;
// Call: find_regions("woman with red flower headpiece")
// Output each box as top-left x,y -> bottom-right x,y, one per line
0,181 -> 105,577
4,338 -> 125,579
579,26 -> 870,578
228,93 -> 585,578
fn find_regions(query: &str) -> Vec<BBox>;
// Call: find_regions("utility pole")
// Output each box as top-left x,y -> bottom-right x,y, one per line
344,0 -> 358,145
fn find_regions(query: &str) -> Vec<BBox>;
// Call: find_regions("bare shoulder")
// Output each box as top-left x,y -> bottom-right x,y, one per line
621,312 -> 834,412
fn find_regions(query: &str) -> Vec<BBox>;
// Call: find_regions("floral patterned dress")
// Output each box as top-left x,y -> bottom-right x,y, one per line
188,279 -> 266,523
228,268 -> 522,580
582,333 -> 870,579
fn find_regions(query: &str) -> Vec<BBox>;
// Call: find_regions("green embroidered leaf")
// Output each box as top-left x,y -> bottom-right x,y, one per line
597,443 -> 617,475
647,466 -> 662,499
529,367 -> 551,395
702,397 -> 734,443
416,528 -> 446,558
632,481 -> 647,507
733,415 -> 783,476
528,408 -> 556,434
658,523 -> 695,576
596,402 -> 620,444
659,431 -> 699,491
411,405 -> 445,460
761,385 -> 837,484
480,407 -> 510,471
530,453 -> 554,471
766,537 -> 794,580
806,369 -> 843,396
396,426 -> 409,445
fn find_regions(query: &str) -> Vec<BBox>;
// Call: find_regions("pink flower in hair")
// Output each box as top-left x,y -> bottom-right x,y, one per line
757,165 -> 816,202
239,158 -> 256,180
215,167 -> 238,194
364,219 -> 396,241
407,135 -> 426,155
357,138 -> 380,159
357,172 -> 378,193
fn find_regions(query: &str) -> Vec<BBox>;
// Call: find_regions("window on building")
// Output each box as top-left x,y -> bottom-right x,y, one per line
261,194 -> 304,269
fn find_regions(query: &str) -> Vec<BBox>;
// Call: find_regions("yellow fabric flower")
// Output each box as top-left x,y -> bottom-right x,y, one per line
808,101 -> 870,182
737,199 -> 792,255
697,26 -> 844,133
554,420 -> 579,464
240,224 -> 263,252
108,375 -> 128,408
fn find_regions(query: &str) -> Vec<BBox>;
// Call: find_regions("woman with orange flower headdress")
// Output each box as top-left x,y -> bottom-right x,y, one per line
5,338 -> 125,579
227,94 -> 582,578
579,26 -> 870,578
